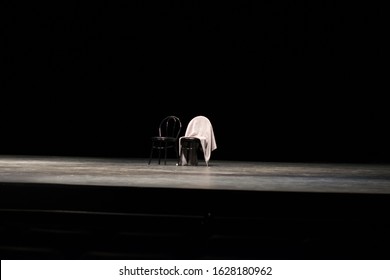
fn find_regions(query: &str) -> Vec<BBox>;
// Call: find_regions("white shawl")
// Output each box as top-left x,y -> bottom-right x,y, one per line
179,116 -> 217,165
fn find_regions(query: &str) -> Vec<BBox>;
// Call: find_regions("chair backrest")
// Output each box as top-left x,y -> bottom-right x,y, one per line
159,115 -> 182,139
184,116 -> 216,147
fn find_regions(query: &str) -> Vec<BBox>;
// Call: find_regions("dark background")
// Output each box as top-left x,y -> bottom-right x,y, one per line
2,0 -> 387,163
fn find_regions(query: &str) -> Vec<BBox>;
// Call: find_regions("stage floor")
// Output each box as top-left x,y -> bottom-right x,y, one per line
1,155 -> 390,260
1,155 -> 390,194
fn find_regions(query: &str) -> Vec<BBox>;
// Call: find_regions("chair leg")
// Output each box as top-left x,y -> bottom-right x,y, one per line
164,143 -> 168,165
148,146 -> 154,165
178,144 -> 186,166
177,147 -> 181,166
158,149 -> 161,164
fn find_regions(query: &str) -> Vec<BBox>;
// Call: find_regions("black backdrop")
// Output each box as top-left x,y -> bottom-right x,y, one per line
2,0 -> 388,163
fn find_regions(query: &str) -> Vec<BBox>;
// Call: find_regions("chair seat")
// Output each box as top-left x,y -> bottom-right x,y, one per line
180,137 -> 199,142
151,136 -> 176,142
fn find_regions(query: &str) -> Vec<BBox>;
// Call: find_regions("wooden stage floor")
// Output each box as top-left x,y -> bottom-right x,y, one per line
1,155 -> 390,194
1,155 -> 390,260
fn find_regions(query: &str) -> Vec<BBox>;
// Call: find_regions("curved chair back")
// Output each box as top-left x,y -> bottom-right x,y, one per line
159,115 -> 182,140
148,116 -> 182,165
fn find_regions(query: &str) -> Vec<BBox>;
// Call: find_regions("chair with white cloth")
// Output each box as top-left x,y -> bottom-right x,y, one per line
178,116 -> 217,166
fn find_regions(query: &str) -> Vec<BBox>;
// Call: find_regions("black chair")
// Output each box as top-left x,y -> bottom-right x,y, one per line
148,116 -> 182,165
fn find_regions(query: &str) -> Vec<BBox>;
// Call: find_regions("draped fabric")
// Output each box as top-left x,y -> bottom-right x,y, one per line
179,116 -> 217,166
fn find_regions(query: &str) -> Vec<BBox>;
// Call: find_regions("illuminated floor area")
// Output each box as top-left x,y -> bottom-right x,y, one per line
1,155 -> 390,194
1,155 -> 390,259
